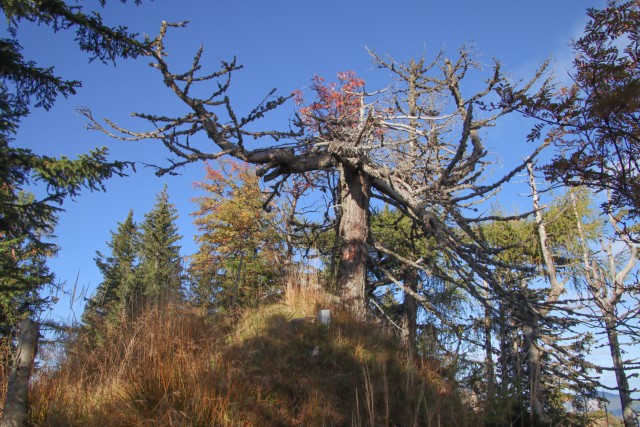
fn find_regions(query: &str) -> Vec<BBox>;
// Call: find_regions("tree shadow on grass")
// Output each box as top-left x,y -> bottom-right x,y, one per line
222,310 -> 471,426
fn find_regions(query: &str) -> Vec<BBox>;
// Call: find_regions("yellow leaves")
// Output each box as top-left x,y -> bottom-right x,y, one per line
190,158 -> 284,289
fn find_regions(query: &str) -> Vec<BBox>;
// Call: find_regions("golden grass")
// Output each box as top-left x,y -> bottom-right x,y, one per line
30,302 -> 235,426
28,272 -> 477,426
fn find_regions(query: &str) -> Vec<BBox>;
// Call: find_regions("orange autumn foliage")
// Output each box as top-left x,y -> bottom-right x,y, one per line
189,159 -> 285,309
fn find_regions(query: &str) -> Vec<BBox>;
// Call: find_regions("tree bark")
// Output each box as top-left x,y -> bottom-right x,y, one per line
1,318 -> 39,427
605,316 -> 636,427
498,302 -> 509,393
230,251 -> 245,309
402,269 -> 418,361
336,164 -> 370,319
483,297 -> 495,399
526,163 -> 565,424
523,322 -> 550,426
401,60 -> 420,357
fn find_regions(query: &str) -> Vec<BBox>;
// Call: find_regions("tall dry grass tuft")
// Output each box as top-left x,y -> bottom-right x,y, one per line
283,266 -> 336,317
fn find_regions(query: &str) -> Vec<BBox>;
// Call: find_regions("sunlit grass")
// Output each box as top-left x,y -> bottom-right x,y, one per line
28,271 -> 476,426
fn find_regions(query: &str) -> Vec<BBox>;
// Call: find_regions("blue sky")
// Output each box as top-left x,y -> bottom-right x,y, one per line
11,0 -> 631,386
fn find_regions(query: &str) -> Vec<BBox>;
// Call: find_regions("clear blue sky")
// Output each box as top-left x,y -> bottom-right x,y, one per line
12,0 -> 628,386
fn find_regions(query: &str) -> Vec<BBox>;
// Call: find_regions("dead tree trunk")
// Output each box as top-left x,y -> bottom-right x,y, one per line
525,162 -> 566,424
605,316 -> 636,427
336,164 -> 370,319
402,269 -> 418,360
1,318 -> 39,427
571,192 -> 638,427
522,321 -> 549,426
483,287 -> 496,399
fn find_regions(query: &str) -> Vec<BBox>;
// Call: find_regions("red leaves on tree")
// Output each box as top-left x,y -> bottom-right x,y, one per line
296,71 -> 366,138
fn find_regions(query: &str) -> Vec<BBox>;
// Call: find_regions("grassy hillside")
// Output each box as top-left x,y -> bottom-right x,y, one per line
28,279 -> 477,426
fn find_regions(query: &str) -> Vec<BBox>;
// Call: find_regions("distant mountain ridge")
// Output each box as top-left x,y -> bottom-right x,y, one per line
597,391 -> 640,418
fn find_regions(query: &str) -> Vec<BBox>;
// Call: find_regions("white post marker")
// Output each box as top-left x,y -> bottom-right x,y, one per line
317,309 -> 331,326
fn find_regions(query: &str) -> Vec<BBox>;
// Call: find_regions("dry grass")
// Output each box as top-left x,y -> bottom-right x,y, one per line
30,302 -> 236,426
28,272 -> 477,426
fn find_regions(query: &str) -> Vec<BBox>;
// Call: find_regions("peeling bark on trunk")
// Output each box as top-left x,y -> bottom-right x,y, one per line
336,164 -> 370,320
1,318 -> 39,427
605,316 -> 636,427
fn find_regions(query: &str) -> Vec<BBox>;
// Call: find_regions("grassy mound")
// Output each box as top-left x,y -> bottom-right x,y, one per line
29,283 -> 476,426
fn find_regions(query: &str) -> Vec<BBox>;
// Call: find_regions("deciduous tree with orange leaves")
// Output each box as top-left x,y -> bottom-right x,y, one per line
189,160 -> 285,311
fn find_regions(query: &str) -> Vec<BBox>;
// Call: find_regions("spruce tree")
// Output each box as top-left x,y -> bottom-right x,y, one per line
138,186 -> 183,302
0,0 -> 148,335
82,210 -> 140,330
0,193 -> 53,339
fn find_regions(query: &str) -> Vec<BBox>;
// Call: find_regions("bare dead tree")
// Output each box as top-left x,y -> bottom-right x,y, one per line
442,165 -> 605,422
361,50 -> 557,314
84,21 -> 552,319
526,162 -> 570,425
572,193 -> 640,427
